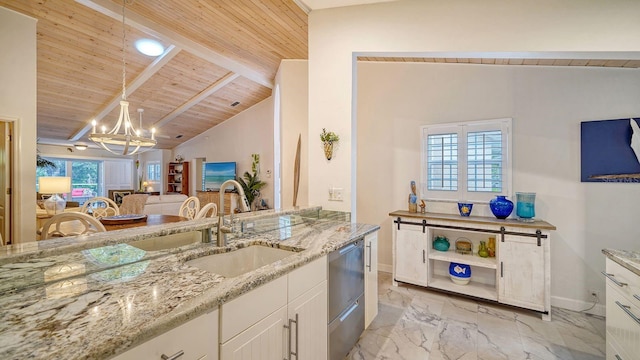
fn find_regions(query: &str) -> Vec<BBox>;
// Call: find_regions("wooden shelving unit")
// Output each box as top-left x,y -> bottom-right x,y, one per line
167,162 -> 189,195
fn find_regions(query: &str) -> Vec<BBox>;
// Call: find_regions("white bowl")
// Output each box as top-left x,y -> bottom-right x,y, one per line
450,274 -> 470,285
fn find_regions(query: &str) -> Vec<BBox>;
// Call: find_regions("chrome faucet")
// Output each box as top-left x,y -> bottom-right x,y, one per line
217,179 -> 251,246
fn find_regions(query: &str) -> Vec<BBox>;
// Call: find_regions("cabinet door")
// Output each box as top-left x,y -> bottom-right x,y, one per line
287,281 -> 328,360
394,224 -> 428,286
499,234 -> 545,311
221,306 -> 287,360
364,231 -> 378,328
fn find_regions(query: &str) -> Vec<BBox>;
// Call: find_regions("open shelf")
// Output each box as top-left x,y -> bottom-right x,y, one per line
428,274 -> 497,301
429,250 -> 497,269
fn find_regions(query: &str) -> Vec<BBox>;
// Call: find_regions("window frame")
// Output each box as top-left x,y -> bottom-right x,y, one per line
420,118 -> 512,203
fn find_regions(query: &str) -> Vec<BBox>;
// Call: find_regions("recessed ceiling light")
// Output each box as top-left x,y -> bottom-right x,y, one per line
135,39 -> 164,56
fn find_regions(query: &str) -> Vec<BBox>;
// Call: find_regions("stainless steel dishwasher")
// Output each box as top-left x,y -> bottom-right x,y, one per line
328,239 -> 365,360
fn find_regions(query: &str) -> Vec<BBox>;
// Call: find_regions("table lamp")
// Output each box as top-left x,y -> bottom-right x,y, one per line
39,177 -> 71,215
142,181 -> 149,192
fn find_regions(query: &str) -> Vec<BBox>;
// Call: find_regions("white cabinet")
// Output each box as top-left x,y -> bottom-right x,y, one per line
393,222 -> 428,286
113,310 -> 218,360
220,257 -> 328,360
499,234 -> 547,312
391,212 -> 553,320
364,231 -> 378,328
604,258 -> 640,360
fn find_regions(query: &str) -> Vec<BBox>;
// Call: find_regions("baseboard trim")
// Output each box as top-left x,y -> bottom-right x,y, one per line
551,295 -> 605,317
378,263 -> 392,273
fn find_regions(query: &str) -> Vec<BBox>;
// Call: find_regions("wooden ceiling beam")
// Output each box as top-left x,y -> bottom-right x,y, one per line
152,72 -> 241,130
69,44 -> 181,141
75,0 -> 274,89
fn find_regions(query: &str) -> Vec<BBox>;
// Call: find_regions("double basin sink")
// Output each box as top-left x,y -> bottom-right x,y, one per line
127,231 -> 298,278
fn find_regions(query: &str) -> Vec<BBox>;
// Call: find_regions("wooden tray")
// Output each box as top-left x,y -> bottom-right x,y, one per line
99,214 -> 147,225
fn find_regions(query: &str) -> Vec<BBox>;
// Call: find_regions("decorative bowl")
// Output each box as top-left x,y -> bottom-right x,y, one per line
457,202 -> 473,217
433,236 -> 450,252
449,262 -> 471,285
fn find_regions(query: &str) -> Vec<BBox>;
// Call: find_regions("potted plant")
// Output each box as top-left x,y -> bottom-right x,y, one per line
237,154 -> 266,210
320,128 -> 339,160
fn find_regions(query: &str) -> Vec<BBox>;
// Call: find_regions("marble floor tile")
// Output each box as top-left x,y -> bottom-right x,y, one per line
347,272 -> 605,360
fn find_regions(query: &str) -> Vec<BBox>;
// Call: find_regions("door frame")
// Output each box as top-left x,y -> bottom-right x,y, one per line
0,116 -> 17,245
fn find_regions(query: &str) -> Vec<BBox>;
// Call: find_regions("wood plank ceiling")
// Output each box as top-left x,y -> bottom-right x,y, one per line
2,1 -> 639,152
0,0 -> 307,150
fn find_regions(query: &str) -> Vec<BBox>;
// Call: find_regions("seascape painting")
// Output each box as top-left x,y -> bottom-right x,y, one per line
203,162 -> 237,190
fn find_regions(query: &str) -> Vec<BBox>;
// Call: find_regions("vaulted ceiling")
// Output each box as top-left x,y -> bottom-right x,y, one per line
1,0 -> 308,149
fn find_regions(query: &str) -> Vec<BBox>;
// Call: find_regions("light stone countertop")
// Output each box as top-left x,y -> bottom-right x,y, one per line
0,208 -> 378,359
602,248 -> 640,276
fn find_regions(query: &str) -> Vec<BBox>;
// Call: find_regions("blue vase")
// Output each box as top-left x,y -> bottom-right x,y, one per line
489,195 -> 513,219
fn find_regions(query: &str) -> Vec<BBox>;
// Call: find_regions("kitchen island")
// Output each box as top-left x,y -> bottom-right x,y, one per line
0,207 -> 379,359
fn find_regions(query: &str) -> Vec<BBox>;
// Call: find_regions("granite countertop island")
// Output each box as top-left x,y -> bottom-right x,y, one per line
602,248 -> 640,276
0,208 -> 379,359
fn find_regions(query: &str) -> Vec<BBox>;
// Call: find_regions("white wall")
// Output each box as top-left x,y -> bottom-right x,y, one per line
275,60 -> 309,209
357,61 -> 640,314
0,7 -> 37,243
308,0 -> 640,213
137,149 -> 172,193
173,97 -> 275,206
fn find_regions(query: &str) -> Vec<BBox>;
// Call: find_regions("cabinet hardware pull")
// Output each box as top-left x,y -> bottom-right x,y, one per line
422,249 -> 426,263
284,314 -> 299,359
293,313 -> 299,358
340,301 -> 359,322
160,350 -> 184,360
635,294 -> 640,302
602,272 -> 628,287
366,242 -> 372,272
397,217 -> 401,230
615,301 -> 640,325
536,230 -> 541,246
500,227 -> 505,242
422,219 -> 427,233
615,355 -> 623,360
500,262 -> 503,277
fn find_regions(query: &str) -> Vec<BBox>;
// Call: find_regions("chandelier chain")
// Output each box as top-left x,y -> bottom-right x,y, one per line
121,0 -> 127,101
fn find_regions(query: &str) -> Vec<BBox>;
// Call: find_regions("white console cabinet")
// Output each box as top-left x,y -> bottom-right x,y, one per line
390,211 -> 554,320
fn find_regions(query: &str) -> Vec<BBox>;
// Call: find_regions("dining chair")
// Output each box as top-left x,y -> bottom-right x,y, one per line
40,212 -> 107,239
81,196 -> 120,218
195,202 -> 218,219
179,196 -> 200,220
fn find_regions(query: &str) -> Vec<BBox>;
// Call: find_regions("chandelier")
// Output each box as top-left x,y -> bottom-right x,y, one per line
89,0 -> 156,156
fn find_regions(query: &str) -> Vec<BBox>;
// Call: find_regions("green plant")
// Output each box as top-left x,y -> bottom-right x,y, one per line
36,155 -> 57,169
320,128 -> 339,143
237,154 -> 266,209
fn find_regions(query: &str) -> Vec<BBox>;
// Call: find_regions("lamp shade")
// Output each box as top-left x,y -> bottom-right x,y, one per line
39,177 -> 71,194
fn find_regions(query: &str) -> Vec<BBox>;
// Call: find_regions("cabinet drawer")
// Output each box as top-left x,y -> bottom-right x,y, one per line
113,310 -> 217,360
605,259 -> 640,309
606,281 -> 640,357
220,276 -> 287,343
289,256 -> 327,300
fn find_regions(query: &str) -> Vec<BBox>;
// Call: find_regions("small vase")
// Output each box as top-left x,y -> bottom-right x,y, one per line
489,195 -> 514,219
477,241 -> 489,258
323,142 -> 334,160
487,237 -> 496,257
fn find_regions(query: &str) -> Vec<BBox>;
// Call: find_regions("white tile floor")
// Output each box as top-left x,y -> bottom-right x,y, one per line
347,272 -> 606,360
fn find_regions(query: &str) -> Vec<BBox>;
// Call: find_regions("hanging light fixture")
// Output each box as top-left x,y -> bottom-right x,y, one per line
89,0 -> 156,156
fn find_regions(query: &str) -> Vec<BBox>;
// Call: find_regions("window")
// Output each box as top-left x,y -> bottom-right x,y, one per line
147,162 -> 161,181
421,118 -> 511,202
37,157 -> 102,205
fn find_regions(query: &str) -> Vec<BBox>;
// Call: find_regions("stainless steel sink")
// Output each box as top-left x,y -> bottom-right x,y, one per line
128,231 -> 201,251
185,245 -> 296,278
